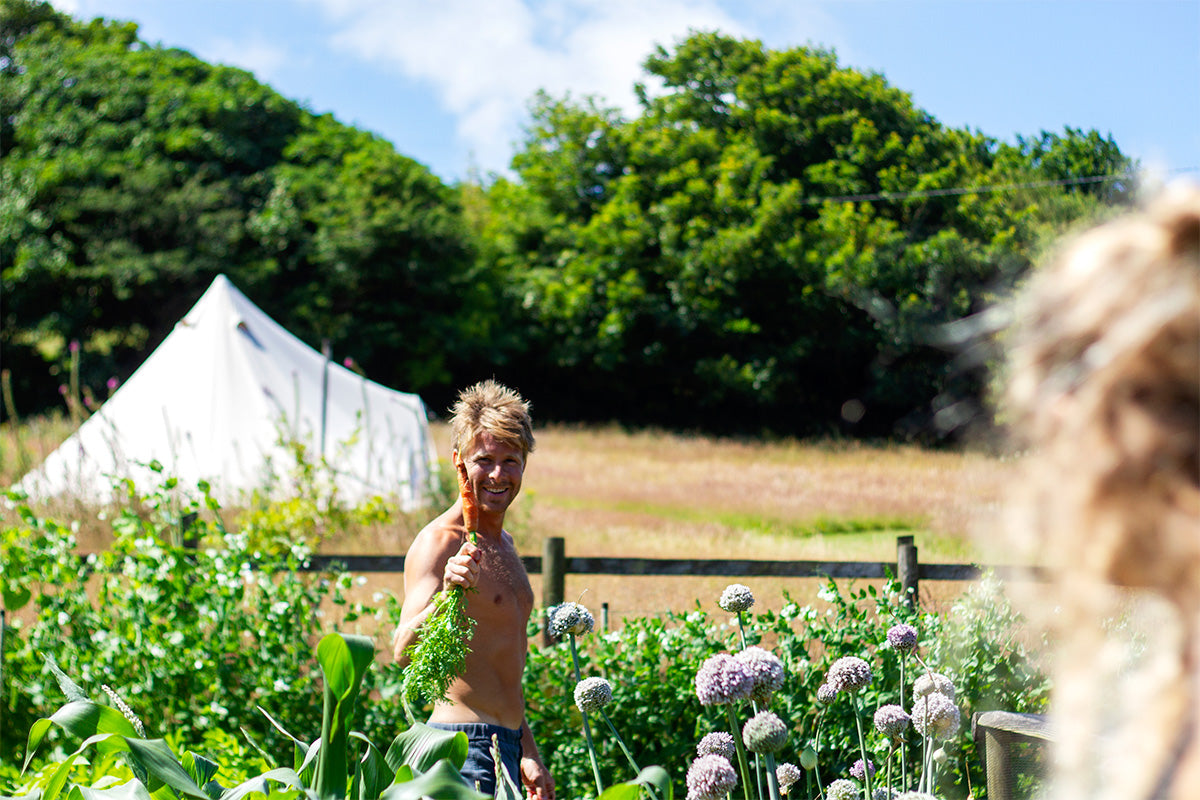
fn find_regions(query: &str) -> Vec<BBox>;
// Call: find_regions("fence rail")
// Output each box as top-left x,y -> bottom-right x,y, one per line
305,536 -> 1041,645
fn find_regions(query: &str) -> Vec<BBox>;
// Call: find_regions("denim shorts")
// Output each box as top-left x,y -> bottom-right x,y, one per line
427,722 -> 521,796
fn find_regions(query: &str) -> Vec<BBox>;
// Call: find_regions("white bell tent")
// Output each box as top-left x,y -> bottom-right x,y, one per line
18,275 -> 438,508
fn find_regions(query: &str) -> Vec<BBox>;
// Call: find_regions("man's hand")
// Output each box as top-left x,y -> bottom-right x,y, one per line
520,756 -> 554,800
442,539 -> 480,592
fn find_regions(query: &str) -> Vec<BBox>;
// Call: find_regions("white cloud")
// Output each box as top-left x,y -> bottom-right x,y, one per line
304,0 -> 748,171
199,36 -> 289,83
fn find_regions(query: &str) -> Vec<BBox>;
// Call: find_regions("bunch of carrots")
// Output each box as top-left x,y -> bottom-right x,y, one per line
400,462 -> 479,712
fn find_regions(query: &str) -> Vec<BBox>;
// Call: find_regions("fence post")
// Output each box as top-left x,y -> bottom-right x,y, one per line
897,535 -> 919,607
541,537 -> 565,648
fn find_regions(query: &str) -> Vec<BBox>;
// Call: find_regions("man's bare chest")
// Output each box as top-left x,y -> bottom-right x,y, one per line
472,539 -> 534,616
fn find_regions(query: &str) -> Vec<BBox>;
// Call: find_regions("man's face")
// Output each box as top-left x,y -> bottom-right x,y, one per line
455,430 -> 525,515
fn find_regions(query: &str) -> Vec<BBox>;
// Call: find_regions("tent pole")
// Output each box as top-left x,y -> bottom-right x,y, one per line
320,339 -> 331,458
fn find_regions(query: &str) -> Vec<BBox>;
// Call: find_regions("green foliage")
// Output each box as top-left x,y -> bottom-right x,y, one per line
485,30 -> 1133,437
9,631 -> 487,800
0,2 -> 485,420
0,474 -> 380,765
524,578 -> 1050,800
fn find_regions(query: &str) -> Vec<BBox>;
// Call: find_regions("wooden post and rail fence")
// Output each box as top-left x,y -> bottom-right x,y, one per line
302,534 -> 1041,648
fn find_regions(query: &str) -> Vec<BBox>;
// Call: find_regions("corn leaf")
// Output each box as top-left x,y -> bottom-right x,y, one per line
383,724 -> 468,776
378,761 -> 487,800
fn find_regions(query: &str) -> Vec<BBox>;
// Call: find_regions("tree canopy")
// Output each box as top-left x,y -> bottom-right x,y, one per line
1,5 -> 1134,438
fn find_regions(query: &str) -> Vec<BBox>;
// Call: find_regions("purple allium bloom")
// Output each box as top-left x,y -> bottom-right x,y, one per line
912,671 -> 956,702
816,683 -> 838,704
874,704 -> 912,739
573,677 -> 612,713
686,755 -> 738,800
742,710 -> 788,754
886,623 -> 918,655
825,656 -> 873,693
548,602 -> 594,637
911,692 -> 961,741
696,731 -> 736,761
776,763 -> 803,795
719,584 -> 756,613
736,646 -> 785,703
106,377 -> 118,391
850,758 -> 875,781
695,653 -> 754,706
827,779 -> 859,800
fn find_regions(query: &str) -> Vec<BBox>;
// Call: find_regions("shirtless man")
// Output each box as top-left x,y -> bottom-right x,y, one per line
394,380 -> 554,800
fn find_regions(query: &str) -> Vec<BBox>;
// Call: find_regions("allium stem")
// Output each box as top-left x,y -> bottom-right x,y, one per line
570,635 -> 604,796
898,653 -> 909,791
600,708 -> 640,773
763,752 -> 783,800
736,611 -> 749,651
813,711 -> 826,800
851,695 -> 873,800
724,704 -> 754,800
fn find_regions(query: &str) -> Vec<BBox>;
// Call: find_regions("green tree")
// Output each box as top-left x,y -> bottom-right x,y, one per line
485,30 -> 1133,436
1,1 -> 486,418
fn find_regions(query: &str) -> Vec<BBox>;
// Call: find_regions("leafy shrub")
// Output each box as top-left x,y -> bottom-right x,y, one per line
0,471 -> 384,767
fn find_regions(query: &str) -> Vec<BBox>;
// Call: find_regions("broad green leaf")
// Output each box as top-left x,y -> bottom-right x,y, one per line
50,701 -> 140,740
313,633 -> 375,800
69,780 -> 154,800
124,739 -> 208,800
23,718 -> 56,773
378,761 -> 487,800
383,725 -> 468,775
216,768 -> 307,800
181,752 -> 220,789
350,736 -> 391,800
316,633 -> 375,701
256,707 -> 311,772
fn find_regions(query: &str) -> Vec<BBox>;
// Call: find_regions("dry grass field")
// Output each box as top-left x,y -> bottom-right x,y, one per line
3,416 -> 1023,622
357,422 -> 1021,621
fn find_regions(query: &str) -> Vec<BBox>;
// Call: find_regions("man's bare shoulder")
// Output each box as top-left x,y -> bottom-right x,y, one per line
405,508 -> 465,571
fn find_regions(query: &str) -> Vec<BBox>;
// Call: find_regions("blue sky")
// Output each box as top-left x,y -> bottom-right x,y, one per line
53,0 -> 1200,185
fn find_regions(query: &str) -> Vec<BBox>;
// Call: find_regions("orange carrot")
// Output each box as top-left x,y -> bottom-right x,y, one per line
456,461 -> 478,533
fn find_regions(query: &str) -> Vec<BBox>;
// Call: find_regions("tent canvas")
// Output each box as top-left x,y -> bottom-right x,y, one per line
18,274 -> 438,508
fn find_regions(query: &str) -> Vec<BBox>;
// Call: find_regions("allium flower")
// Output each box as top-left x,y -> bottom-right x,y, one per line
695,653 -> 754,706
776,763 -> 803,795
696,731 -> 736,761
719,583 -> 755,613
911,692 -> 961,741
548,602 -> 594,637
850,758 -> 875,780
742,710 -> 788,754
872,789 -> 894,800
686,754 -> 738,800
874,704 -> 912,739
573,677 -> 612,713
827,778 -> 859,800
894,794 -> 937,800
799,747 -> 818,770
736,646 -> 785,703
825,656 -> 873,693
816,683 -> 839,704
885,623 -> 918,654
912,671 -> 956,702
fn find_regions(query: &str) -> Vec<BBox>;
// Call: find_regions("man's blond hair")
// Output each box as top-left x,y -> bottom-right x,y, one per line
449,380 -> 535,459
